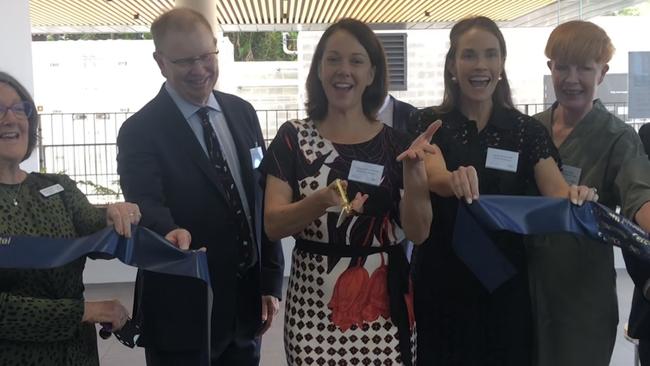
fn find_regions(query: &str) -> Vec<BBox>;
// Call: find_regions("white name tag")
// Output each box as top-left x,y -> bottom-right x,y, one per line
485,147 -> 519,173
561,164 -> 582,185
348,160 -> 384,186
250,146 -> 263,169
40,184 -> 64,197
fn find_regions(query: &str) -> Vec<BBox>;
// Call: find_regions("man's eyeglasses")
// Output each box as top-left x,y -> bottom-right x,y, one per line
167,51 -> 219,68
0,101 -> 33,121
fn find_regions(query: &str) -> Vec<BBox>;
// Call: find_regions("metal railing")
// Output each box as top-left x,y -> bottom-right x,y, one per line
37,103 -> 648,204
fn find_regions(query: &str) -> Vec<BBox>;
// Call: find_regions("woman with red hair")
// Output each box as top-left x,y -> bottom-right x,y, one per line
527,20 -> 650,366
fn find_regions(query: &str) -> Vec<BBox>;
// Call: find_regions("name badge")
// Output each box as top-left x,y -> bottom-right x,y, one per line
348,160 -> 384,186
561,165 -> 582,185
40,184 -> 64,197
485,147 -> 519,173
250,146 -> 263,169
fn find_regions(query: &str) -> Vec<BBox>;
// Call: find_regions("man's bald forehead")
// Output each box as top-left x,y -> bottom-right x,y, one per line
151,8 -> 214,51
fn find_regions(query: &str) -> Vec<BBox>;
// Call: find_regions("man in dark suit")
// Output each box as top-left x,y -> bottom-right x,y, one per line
377,94 -> 417,260
626,124 -> 650,365
376,94 -> 416,132
117,8 -> 283,366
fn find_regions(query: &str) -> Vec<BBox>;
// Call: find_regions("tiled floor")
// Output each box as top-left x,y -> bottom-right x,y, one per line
88,270 -> 638,365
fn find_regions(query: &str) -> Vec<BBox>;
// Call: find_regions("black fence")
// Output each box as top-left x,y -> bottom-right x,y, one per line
37,103 -> 648,204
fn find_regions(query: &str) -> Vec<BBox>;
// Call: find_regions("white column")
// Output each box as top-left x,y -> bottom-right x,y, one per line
174,0 -> 236,93
0,1 -> 38,172
175,0 -> 218,31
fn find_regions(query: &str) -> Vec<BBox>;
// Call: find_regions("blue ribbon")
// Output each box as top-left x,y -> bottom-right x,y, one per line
0,226 -> 211,285
453,195 -> 650,292
0,226 -> 212,364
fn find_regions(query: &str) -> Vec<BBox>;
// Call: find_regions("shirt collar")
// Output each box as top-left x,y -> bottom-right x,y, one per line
488,105 -> 515,130
549,98 -> 607,124
448,104 -> 515,130
377,94 -> 392,114
164,82 -> 221,120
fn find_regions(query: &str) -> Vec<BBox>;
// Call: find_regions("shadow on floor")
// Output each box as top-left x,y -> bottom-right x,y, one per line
87,271 -> 637,366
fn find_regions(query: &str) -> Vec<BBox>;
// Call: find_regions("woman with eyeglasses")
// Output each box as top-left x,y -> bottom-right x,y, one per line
0,71 -> 140,366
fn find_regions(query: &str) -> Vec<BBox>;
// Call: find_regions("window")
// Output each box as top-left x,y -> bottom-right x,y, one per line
377,33 -> 407,91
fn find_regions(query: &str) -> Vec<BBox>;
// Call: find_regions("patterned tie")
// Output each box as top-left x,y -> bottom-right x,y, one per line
197,107 -> 257,274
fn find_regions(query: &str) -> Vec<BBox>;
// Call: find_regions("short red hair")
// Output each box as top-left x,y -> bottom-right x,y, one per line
545,20 -> 615,64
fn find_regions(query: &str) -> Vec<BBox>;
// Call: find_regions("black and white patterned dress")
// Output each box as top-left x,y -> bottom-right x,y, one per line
260,119 -> 415,366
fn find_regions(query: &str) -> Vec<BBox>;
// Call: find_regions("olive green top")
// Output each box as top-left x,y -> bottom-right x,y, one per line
0,173 -> 106,366
527,100 -> 650,366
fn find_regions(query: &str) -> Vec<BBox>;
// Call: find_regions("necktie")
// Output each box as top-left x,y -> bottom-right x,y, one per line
197,107 -> 257,274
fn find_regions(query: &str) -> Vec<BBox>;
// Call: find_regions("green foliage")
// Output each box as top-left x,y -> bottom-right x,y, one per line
77,180 -> 121,198
612,0 -> 649,16
615,7 -> 641,16
224,32 -> 297,61
39,169 -> 120,199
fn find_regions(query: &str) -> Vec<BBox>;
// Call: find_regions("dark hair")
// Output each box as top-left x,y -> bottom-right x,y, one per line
151,8 -> 215,52
0,71 -> 39,161
305,18 -> 388,122
437,16 -> 514,113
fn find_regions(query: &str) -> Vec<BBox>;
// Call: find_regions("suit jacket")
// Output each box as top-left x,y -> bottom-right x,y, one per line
388,96 -> 416,259
390,96 -> 416,133
624,251 -> 650,339
625,135 -> 650,340
117,86 -> 284,351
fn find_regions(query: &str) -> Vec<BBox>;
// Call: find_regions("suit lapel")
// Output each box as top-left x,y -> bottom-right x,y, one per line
391,96 -> 405,132
214,92 -> 256,214
157,88 -> 231,204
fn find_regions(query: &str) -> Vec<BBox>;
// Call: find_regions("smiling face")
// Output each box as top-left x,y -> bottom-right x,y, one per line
548,59 -> 608,114
153,24 -> 218,106
0,83 -> 29,166
449,27 -> 504,109
318,30 -> 375,115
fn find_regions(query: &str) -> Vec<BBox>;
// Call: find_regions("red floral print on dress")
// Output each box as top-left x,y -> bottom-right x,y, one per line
361,253 -> 390,323
328,261 -> 370,331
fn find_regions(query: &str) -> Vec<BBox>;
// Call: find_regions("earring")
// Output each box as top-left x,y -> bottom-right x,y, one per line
498,75 -> 503,81
451,76 -> 457,82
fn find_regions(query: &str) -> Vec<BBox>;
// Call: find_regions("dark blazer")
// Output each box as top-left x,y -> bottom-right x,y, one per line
388,96 -> 417,260
624,251 -> 650,339
390,95 -> 416,133
117,86 -> 284,352
626,127 -> 650,340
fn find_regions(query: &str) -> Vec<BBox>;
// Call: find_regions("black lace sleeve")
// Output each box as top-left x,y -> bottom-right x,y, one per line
518,113 -> 561,172
407,107 -> 441,143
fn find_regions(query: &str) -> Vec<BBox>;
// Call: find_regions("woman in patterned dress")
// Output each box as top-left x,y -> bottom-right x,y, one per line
261,18 -> 435,366
0,71 -> 141,366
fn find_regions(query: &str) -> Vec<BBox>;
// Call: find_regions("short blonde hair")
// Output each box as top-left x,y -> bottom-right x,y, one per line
151,8 -> 214,51
545,20 -> 615,64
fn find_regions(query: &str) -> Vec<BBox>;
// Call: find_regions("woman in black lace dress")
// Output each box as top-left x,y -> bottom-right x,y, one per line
407,16 -> 596,365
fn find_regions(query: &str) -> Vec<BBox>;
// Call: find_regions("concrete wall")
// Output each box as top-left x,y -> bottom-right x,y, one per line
0,1 -> 38,172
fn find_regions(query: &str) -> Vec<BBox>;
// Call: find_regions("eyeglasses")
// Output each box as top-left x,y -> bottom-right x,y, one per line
0,101 -> 33,121
167,51 -> 219,68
